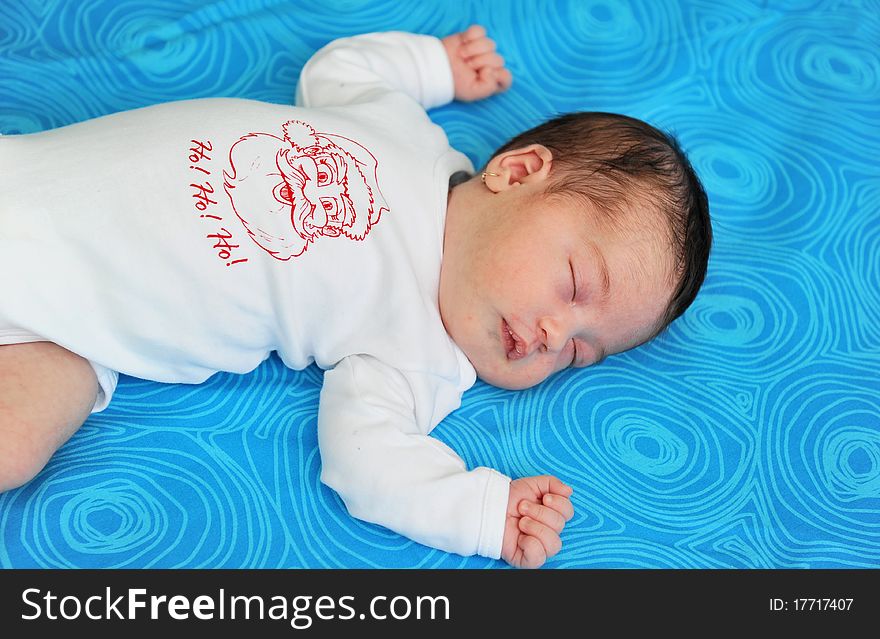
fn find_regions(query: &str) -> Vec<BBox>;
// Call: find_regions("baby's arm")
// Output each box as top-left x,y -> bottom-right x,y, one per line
296,26 -> 509,111
318,355 -> 510,558
319,356 -> 574,566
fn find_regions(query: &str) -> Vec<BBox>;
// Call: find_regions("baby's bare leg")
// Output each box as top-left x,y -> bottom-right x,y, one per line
0,341 -> 98,492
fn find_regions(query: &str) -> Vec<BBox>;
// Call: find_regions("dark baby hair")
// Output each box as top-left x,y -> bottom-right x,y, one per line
491,112 -> 712,333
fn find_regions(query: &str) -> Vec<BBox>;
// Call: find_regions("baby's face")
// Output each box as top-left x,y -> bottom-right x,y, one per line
439,187 -> 675,390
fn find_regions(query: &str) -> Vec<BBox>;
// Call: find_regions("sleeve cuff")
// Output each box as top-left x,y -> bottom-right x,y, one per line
476,468 -> 511,559
409,34 -> 455,110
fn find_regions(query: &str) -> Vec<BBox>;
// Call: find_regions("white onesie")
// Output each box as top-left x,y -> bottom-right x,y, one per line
0,32 -> 510,560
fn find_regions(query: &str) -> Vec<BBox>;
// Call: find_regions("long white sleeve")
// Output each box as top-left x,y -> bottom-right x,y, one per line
318,355 -> 510,559
295,31 -> 455,111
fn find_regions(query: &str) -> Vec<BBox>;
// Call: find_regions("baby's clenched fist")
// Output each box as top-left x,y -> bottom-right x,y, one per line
442,25 -> 513,102
501,475 -> 574,569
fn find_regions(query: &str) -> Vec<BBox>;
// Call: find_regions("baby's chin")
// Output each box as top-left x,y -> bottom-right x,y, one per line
472,360 -> 548,391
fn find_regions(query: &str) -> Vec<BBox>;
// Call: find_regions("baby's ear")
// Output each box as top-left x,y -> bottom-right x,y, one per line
488,144 -> 553,189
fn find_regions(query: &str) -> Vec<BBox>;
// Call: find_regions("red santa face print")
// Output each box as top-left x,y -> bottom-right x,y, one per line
223,120 -> 389,260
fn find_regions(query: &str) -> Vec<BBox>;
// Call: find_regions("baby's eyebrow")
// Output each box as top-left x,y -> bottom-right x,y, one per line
587,241 -> 612,303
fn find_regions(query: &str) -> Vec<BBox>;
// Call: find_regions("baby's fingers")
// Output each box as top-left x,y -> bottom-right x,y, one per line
517,534 -> 547,569
472,66 -> 512,97
461,36 -> 496,60
495,67 -> 513,92
547,476 -> 574,497
543,492 -> 575,522
519,516 -> 562,558
466,51 -> 505,72
519,500 -> 565,533
460,24 -> 488,44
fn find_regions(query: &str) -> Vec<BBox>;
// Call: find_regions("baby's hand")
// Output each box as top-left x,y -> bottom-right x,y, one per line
441,25 -> 513,102
501,475 -> 574,569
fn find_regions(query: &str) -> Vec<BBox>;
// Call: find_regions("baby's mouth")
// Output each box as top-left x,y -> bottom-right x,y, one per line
502,319 -> 526,361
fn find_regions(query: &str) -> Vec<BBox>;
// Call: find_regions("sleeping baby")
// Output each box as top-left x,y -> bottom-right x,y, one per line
0,26 -> 711,568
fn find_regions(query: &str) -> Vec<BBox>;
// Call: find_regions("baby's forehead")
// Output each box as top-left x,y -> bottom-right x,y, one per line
575,205 -> 678,289
532,189 -> 675,279
591,231 -> 678,341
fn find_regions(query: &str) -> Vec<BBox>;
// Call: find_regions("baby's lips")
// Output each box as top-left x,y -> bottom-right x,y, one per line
502,320 -> 527,360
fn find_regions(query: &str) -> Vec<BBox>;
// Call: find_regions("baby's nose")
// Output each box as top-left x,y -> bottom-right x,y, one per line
537,316 -> 569,353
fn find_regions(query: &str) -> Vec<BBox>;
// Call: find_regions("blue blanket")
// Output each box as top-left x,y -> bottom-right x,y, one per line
1,0 -> 878,568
